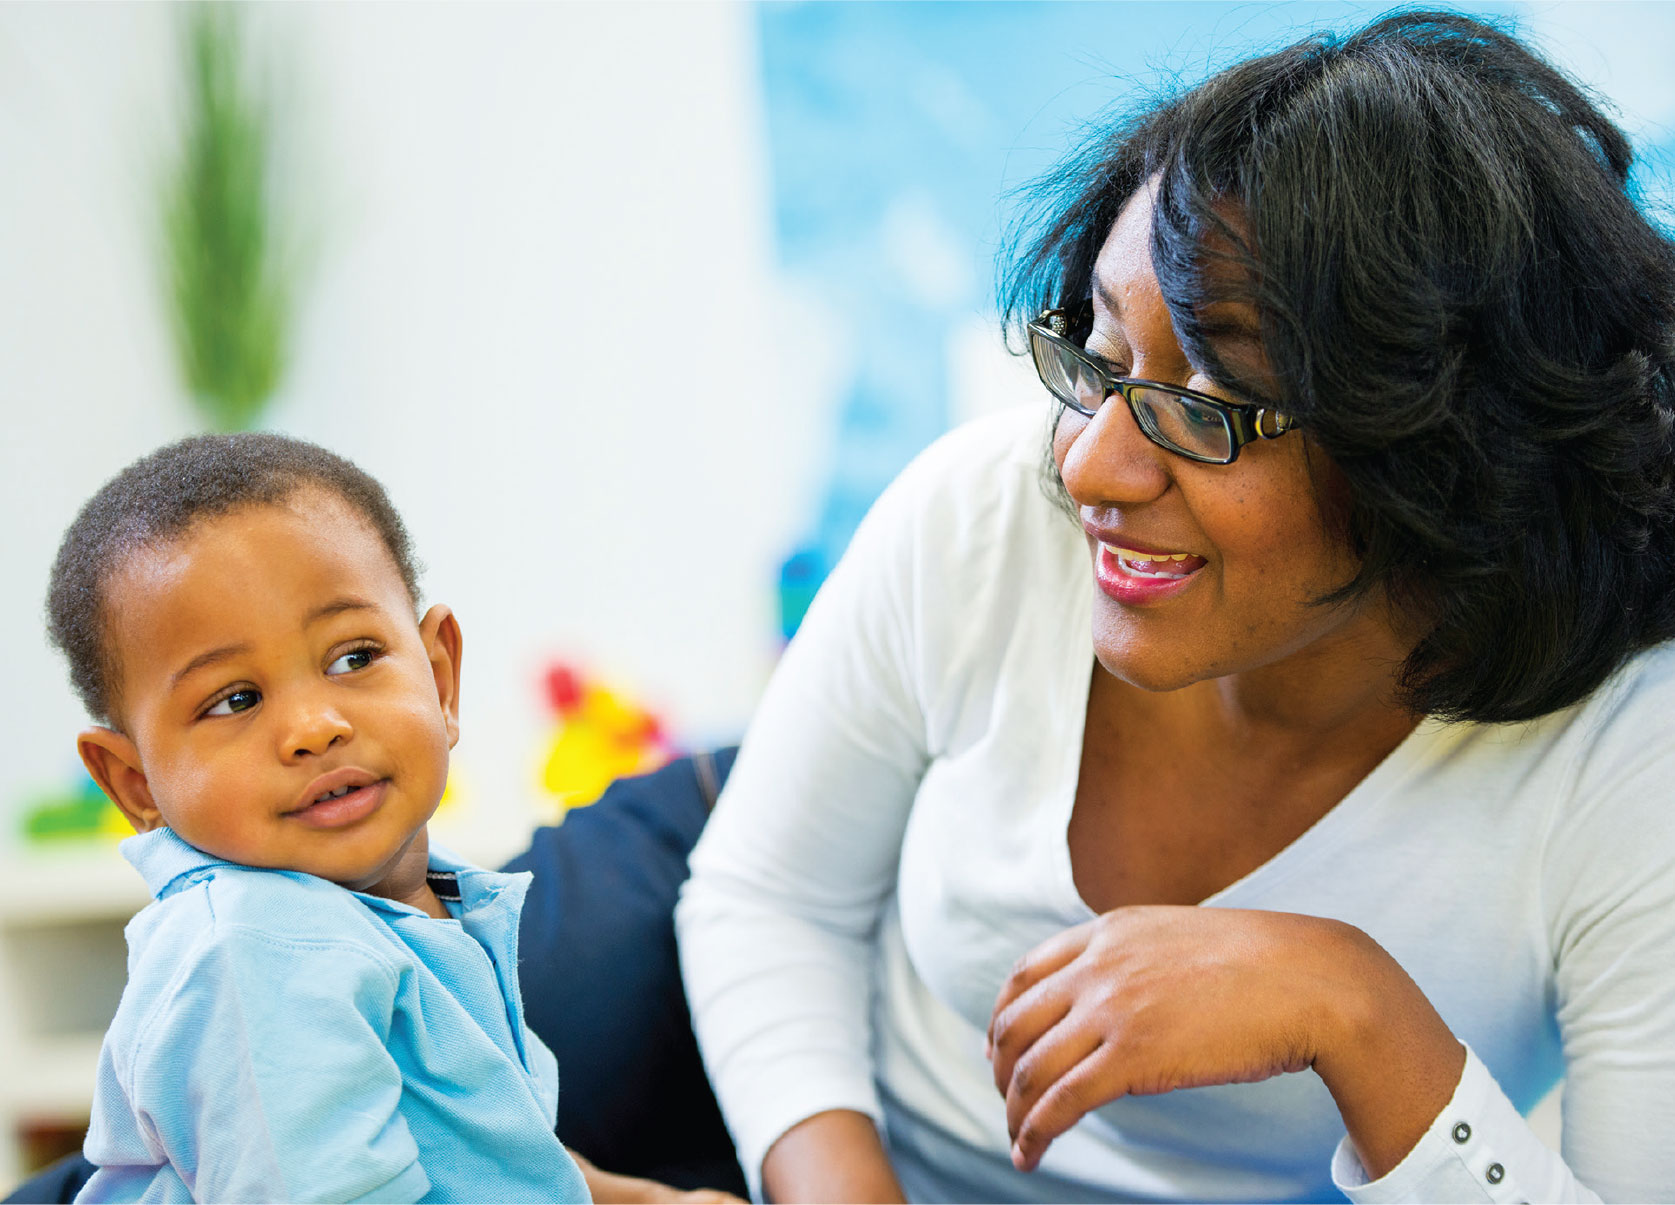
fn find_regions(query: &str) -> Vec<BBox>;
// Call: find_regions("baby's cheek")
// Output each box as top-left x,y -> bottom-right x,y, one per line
398,699 -> 455,788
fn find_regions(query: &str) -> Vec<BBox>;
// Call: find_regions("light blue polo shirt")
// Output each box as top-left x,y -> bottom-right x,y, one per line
77,828 -> 591,1203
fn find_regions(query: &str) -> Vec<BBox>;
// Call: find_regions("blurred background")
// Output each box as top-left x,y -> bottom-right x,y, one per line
2,0 -> 1673,1186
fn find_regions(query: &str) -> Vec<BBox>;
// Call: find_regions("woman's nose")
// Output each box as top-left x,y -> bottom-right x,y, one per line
279,696 -> 354,761
1056,394 -> 1174,509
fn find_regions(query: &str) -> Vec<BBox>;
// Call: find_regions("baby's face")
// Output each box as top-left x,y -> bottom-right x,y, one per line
98,487 -> 459,895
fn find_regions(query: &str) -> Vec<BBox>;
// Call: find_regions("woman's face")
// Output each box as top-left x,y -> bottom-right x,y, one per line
1055,185 -> 1393,693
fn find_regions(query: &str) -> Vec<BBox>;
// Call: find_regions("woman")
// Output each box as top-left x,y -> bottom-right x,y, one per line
677,12 -> 1675,1204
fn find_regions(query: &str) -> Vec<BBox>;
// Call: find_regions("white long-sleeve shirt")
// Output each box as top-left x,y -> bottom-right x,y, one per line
676,407 -> 1675,1203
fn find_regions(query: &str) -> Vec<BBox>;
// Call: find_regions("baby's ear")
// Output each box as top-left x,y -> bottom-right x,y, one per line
418,605 -> 463,748
78,728 -> 163,834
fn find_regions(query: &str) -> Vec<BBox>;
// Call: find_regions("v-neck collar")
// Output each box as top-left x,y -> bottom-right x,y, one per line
1046,578 -> 1462,919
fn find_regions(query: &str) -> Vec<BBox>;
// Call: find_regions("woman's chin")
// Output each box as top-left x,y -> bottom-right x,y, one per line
1092,643 -> 1206,694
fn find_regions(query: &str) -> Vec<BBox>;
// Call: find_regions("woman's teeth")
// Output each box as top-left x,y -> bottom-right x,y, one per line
1105,544 -> 1199,578
313,784 -> 357,804
1112,546 -> 1192,562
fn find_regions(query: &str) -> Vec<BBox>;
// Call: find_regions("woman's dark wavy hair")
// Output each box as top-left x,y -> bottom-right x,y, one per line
47,433 -> 422,727
1001,10 -> 1675,724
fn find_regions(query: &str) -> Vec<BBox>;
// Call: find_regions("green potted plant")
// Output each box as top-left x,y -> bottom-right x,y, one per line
164,3 -> 292,432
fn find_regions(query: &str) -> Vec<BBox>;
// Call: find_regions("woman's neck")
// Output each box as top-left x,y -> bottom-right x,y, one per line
1125,603 -> 1421,754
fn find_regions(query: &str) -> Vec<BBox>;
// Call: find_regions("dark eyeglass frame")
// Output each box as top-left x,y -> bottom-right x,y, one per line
1028,304 -> 1297,465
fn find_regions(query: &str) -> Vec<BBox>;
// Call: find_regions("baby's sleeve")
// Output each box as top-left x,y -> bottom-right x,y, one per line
127,925 -> 430,1204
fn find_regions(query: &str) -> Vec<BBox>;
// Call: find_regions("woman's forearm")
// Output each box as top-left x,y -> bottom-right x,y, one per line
761,1110 -> 907,1204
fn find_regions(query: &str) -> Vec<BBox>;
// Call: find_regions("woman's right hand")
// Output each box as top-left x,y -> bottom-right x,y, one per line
761,1110 -> 907,1204
985,906 -> 1465,1179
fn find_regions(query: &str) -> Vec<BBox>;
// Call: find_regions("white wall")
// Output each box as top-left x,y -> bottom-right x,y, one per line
1,2 -> 801,864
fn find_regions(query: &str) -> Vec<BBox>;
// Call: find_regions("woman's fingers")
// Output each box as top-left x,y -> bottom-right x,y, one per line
986,920 -> 1094,1055
1002,1014 -> 1104,1140
1010,1043 -> 1116,1171
988,974 -> 1074,1094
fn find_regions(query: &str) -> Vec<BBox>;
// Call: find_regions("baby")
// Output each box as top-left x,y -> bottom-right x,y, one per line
47,434 -> 718,1204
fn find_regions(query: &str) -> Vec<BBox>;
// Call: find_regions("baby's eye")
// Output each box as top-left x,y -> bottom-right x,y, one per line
327,648 -> 378,676
205,689 -> 261,717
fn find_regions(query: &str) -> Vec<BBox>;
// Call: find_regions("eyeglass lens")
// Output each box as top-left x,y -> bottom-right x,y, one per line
1032,330 -> 1234,462
1031,334 -> 1106,414
1129,387 -> 1234,462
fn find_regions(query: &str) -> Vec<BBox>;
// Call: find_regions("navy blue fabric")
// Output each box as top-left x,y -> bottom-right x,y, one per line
3,1157 -> 91,1205
6,750 -> 741,1204
506,747 -> 744,1195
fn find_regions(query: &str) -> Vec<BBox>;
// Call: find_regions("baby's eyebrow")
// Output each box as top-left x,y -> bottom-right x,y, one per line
172,643 -> 251,688
168,600 -> 378,688
305,597 -> 377,625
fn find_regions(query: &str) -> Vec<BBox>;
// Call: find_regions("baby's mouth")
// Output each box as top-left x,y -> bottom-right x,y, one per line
287,769 -> 386,817
284,776 -> 389,829
1102,544 -> 1208,579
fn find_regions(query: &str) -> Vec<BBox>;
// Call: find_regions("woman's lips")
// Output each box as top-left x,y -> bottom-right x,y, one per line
1094,543 -> 1205,605
285,780 -> 387,829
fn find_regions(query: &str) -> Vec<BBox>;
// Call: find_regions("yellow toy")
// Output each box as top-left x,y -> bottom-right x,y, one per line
538,662 -> 673,814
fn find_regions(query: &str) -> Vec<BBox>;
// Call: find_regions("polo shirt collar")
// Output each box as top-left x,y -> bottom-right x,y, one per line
120,827 -> 530,919
121,828 -> 236,899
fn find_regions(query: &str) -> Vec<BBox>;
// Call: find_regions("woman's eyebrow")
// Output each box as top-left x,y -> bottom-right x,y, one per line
1094,276 -> 1123,319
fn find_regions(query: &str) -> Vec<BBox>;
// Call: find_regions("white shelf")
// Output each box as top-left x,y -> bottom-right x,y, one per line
0,840 -> 139,1186
4,843 -> 148,928
5,1036 -> 107,1119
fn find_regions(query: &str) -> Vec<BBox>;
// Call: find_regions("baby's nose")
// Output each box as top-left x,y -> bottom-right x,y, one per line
283,705 -> 354,759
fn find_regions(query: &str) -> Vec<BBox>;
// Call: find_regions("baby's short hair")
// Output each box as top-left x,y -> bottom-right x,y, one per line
47,433 -> 422,726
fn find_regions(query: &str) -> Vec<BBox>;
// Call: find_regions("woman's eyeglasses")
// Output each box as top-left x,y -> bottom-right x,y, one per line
1027,303 -> 1296,465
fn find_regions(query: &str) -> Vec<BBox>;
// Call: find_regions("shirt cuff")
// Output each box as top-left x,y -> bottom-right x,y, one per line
1331,1044 -> 1597,1204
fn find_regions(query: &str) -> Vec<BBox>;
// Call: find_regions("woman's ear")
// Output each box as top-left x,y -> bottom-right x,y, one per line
418,604 -> 463,748
78,728 -> 162,834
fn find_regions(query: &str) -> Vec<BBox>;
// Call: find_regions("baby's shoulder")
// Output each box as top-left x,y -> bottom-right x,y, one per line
107,868 -> 413,1094
128,863 -> 404,981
